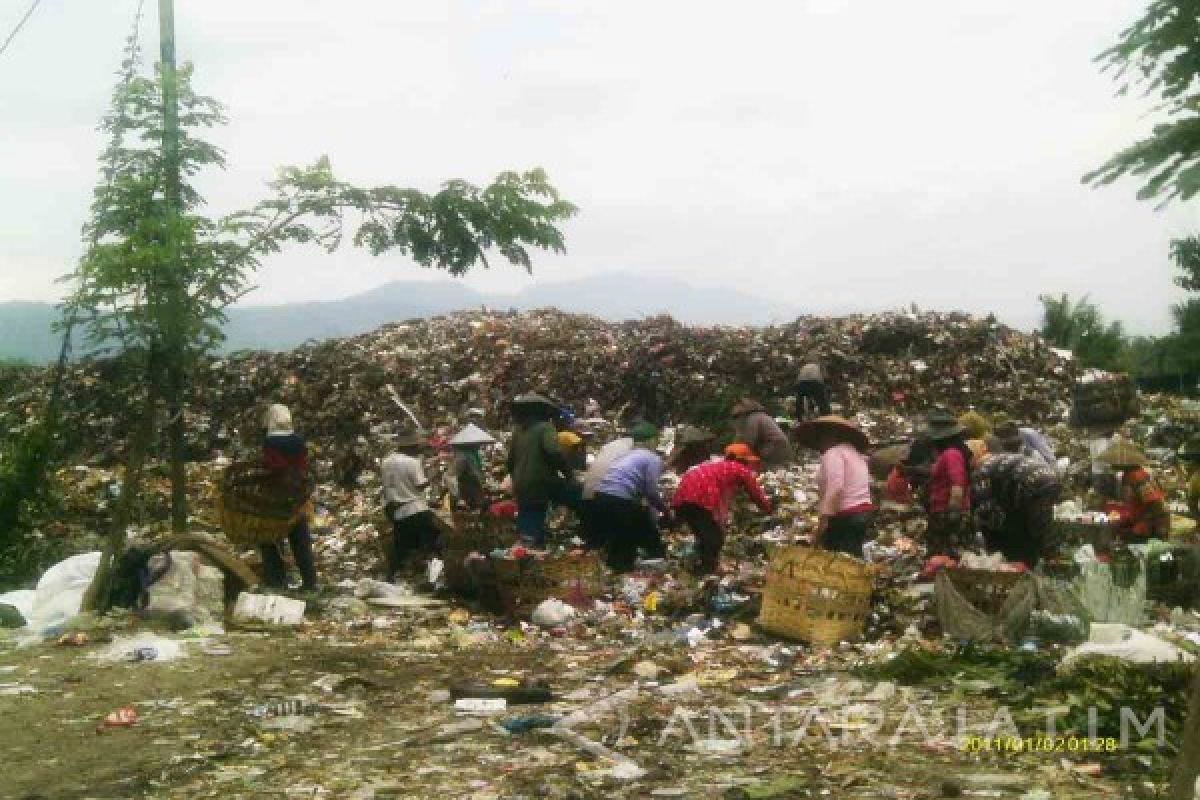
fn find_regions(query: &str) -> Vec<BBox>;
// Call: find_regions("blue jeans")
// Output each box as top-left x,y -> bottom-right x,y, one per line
517,504 -> 549,548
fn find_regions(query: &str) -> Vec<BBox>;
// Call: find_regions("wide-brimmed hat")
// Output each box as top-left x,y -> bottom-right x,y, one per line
793,415 -> 869,453
449,423 -> 496,447
677,425 -> 715,445
731,398 -> 765,417
511,392 -> 559,410
925,409 -> 966,441
1098,438 -> 1148,468
724,443 -> 761,464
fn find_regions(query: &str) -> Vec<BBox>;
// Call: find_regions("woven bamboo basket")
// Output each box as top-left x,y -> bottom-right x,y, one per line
218,462 -> 313,546
490,550 -> 606,617
758,547 -> 875,646
443,513 -> 516,594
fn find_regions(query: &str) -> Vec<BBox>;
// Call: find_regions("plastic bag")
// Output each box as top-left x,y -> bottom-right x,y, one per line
25,552 -> 102,637
143,552 -> 224,628
531,598 -> 575,627
1061,623 -> 1193,670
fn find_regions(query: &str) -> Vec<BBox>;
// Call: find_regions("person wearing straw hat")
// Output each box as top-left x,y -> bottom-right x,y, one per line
671,444 -> 773,575
448,423 -> 496,511
923,408 -> 974,556
668,425 -> 717,474
260,404 -> 318,592
588,423 -> 669,571
794,416 -> 874,558
507,392 -> 575,547
381,431 -> 442,580
579,425 -> 639,548
731,398 -> 793,469
1099,439 -> 1170,539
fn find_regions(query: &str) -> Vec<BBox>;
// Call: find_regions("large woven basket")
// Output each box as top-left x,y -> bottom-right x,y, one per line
758,547 -> 875,646
219,462 -> 313,546
443,513 -> 517,594
490,550 -> 606,617
1070,375 -> 1138,427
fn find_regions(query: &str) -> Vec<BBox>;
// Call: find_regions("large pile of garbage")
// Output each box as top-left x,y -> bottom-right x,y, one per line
3,309 -> 1200,798
0,309 -> 1073,462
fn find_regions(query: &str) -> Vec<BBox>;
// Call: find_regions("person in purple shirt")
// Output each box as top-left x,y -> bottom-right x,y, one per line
995,421 -> 1059,473
589,423 -> 668,572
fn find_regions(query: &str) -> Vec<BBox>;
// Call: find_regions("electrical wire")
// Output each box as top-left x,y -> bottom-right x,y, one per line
0,0 -> 42,59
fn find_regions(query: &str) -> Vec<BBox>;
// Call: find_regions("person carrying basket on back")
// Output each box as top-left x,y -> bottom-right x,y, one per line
260,404 -> 318,592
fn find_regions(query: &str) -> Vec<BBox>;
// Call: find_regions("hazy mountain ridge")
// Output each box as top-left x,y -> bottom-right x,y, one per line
0,273 -> 800,362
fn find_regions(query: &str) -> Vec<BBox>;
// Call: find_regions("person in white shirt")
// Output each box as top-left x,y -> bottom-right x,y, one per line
380,432 -> 441,581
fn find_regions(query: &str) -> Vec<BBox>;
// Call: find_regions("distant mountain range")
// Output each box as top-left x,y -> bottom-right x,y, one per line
0,273 -> 802,363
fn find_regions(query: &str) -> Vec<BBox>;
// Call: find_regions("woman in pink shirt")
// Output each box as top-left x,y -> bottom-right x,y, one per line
924,409 -> 973,555
794,416 -> 874,558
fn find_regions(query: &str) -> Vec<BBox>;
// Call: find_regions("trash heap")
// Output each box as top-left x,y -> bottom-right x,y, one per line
0,309 -> 1073,462
5,311 -> 1200,799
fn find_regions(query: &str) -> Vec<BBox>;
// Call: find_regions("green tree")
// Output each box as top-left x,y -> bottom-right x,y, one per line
1083,0 -> 1200,204
64,33 -> 575,606
1037,293 -> 1128,371
1085,4 -> 1200,792
1171,236 -> 1200,292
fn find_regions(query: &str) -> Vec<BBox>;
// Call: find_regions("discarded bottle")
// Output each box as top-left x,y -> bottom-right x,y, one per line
248,699 -> 321,718
130,647 -> 158,662
449,684 -> 557,704
499,714 -> 560,734
710,591 -> 736,613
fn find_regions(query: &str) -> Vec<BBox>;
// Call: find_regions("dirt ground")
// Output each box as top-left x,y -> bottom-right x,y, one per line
0,604 -> 1130,800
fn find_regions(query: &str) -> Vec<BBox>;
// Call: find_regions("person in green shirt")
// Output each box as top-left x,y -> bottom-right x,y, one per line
506,393 -> 574,547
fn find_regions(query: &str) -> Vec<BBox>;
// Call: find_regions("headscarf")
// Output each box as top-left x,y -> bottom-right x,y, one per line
724,443 -> 761,464
266,404 -> 294,436
965,438 -> 988,468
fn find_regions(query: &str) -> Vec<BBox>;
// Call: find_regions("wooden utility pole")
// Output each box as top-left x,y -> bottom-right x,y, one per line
158,0 -> 188,532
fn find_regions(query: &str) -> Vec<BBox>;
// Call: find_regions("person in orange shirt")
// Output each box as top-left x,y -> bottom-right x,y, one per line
1098,439 -> 1170,539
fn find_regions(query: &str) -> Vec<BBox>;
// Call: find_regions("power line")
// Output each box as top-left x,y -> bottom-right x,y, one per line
0,0 -> 42,59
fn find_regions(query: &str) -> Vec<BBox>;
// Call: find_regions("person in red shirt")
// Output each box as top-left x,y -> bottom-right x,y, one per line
671,444 -> 772,574
923,409 -> 973,556
261,404 -> 317,591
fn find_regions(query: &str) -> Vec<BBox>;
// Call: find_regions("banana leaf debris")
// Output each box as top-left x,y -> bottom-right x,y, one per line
1,309 -> 1199,798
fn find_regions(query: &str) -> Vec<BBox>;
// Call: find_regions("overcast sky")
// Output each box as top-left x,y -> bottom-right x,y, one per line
2,0 -> 1196,333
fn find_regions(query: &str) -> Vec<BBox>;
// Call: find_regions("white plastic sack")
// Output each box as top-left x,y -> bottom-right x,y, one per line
531,598 -> 575,628
354,578 -> 410,600
143,552 -> 224,627
0,589 -> 35,623
26,552 -> 101,637
1061,623 -> 1193,670
232,592 -> 306,626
